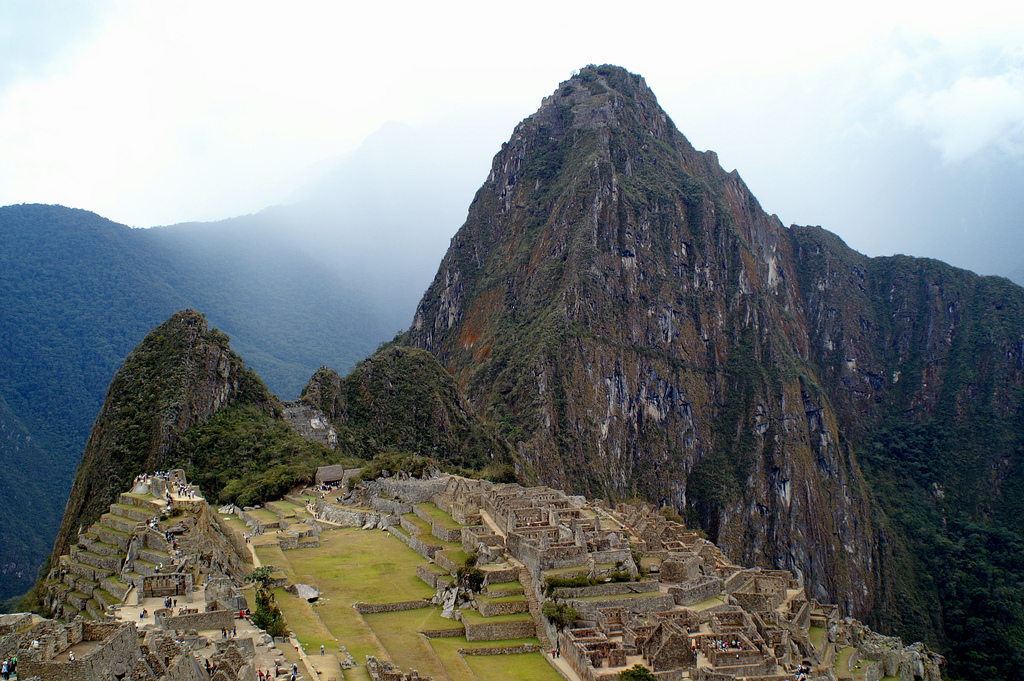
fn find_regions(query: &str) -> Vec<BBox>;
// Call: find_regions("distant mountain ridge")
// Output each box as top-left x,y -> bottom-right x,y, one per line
0,204 -> 398,603
407,64 -> 1024,680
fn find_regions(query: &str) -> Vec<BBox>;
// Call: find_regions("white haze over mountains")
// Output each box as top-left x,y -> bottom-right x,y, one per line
1,1 -> 1023,285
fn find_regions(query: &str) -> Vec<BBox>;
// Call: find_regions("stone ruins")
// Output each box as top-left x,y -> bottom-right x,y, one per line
321,473 -> 945,681
26,471 -> 300,681
20,465 -> 944,681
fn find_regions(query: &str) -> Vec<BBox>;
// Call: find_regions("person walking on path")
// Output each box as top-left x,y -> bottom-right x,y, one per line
320,644 -> 325,656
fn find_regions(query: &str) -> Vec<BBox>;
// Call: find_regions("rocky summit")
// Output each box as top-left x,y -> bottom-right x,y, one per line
407,63 -> 1024,668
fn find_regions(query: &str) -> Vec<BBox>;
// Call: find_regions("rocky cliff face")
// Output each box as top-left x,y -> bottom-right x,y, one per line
51,310 -> 275,562
408,65 -> 877,615
409,67 -> 1024,674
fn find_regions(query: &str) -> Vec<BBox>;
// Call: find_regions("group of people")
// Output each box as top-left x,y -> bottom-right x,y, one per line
256,661 -> 300,680
171,481 -> 200,499
1,655 -> 17,680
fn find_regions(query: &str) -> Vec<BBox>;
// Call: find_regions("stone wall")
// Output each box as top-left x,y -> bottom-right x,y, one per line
353,601 -> 431,615
416,564 -> 453,590
315,501 -> 396,529
0,613 -> 32,636
19,621 -> 140,681
370,478 -> 448,504
370,496 -> 415,517
482,566 -> 518,585
460,644 -> 542,655
154,609 -> 234,632
164,654 -> 208,681
463,618 -> 536,642
476,598 -> 530,617
390,527 -> 441,561
434,550 -> 460,575
421,627 -> 466,638
568,593 -> 676,615
552,580 -> 660,599
669,577 -> 724,606
659,555 -> 700,583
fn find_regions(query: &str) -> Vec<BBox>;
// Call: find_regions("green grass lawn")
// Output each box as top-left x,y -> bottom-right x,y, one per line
362,609 -> 453,679
416,502 -> 464,530
465,652 -> 562,680
439,547 -> 470,567
835,646 -> 855,677
273,587 -> 338,652
809,626 -> 825,651
572,591 -> 666,602
485,580 -> 522,591
280,528 -> 436,661
343,666 -> 372,681
477,594 -> 527,604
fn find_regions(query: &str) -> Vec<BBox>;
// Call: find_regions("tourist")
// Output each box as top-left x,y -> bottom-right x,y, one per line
320,644 -> 325,656
68,650 -> 75,661
2,659 -> 8,681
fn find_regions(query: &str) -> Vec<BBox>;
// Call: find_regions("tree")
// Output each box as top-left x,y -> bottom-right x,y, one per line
541,599 -> 579,630
248,566 -> 286,637
619,663 -> 657,680
456,552 -> 485,592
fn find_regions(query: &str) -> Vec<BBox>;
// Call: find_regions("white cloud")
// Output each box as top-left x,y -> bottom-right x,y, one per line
897,71 -> 1024,162
2,1 -> 1024,225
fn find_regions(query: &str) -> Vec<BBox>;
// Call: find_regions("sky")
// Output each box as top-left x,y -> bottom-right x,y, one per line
2,0 -> 1023,278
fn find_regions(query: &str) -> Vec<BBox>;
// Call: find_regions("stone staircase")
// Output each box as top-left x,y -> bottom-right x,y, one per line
517,566 -> 553,649
49,492 -> 170,621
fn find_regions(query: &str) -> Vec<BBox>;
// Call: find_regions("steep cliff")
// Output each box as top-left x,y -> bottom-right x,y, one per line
51,310 -> 276,562
408,64 -> 876,614
408,65 -> 1024,679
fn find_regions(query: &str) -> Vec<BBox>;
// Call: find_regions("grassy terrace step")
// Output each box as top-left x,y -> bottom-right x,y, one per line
67,561 -> 106,581
93,588 -> 118,607
139,547 -> 170,562
403,513 -> 432,534
100,513 -> 139,533
460,609 -> 533,625
109,503 -> 158,522
476,594 -> 528,604
541,566 -> 590,579
73,548 -> 122,571
101,576 -> 130,600
119,492 -> 164,512
133,559 -> 159,576
95,525 -> 131,550
417,533 -> 455,548
416,502 -> 464,530
86,540 -> 124,557
485,581 -> 523,597
570,591 -> 670,602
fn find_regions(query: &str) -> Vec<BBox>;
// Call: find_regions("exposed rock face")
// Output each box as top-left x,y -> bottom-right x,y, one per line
51,310 -> 275,562
408,65 -> 876,616
407,63 -> 1024,629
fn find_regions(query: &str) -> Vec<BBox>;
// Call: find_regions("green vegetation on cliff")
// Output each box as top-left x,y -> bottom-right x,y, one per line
788,225 -> 1024,680
51,310 -> 276,562
301,346 -> 515,478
